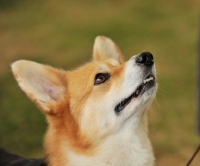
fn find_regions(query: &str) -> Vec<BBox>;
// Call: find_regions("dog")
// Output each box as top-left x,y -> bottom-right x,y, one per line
10,36 -> 157,166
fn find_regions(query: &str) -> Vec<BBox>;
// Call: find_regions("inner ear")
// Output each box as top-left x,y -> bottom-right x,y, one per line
11,60 -> 67,114
93,36 -> 124,64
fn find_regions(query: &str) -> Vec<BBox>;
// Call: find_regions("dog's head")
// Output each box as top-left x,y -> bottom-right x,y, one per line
11,36 -> 157,150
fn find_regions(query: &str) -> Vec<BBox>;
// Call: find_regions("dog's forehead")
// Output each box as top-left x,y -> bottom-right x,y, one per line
68,58 -> 122,81
96,59 -> 121,72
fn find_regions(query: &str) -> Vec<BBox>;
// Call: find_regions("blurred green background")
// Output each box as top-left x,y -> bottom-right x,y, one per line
0,0 -> 199,165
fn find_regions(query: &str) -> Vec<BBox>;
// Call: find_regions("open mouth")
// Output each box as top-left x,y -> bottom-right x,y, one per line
114,73 -> 155,114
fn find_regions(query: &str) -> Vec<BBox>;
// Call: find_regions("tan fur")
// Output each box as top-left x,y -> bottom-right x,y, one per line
11,36 -> 156,166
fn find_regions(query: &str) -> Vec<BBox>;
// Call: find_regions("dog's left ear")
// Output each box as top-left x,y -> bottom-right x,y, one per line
11,60 -> 67,115
93,36 -> 124,64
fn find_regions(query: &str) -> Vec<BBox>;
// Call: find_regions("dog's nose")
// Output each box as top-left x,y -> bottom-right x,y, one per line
136,52 -> 154,66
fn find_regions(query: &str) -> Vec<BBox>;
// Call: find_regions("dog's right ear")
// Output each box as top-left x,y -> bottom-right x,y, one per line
11,60 -> 67,115
93,36 -> 124,64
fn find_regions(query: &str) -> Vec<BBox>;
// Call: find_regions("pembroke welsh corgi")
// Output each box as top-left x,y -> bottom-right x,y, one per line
11,36 -> 157,166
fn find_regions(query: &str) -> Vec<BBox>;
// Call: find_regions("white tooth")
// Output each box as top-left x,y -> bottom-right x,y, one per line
143,77 -> 153,84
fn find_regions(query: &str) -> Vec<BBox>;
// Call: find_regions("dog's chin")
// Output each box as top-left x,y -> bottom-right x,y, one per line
140,84 -> 157,108
132,84 -> 156,108
143,84 -> 157,98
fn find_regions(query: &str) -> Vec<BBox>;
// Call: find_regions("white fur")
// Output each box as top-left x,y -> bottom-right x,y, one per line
66,125 -> 154,166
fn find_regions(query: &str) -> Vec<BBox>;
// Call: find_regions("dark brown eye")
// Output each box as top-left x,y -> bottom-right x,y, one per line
94,73 -> 110,85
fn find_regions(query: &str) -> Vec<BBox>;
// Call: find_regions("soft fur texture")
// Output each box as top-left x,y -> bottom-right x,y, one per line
11,36 -> 157,166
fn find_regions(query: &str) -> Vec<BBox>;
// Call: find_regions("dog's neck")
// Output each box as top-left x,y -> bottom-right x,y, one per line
45,114 -> 155,166
68,120 -> 154,166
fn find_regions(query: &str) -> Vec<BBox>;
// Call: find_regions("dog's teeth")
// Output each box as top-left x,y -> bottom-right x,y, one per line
143,77 -> 153,84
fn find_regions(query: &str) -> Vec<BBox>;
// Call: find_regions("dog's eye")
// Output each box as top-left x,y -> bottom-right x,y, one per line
94,73 -> 110,85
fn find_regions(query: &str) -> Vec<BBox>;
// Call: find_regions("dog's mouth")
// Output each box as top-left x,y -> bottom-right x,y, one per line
114,73 -> 155,114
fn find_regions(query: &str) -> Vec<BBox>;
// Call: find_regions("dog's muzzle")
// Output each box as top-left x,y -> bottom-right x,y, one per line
114,52 -> 156,114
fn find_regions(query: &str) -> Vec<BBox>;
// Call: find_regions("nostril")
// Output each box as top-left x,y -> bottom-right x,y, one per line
136,53 -> 147,63
136,52 -> 154,66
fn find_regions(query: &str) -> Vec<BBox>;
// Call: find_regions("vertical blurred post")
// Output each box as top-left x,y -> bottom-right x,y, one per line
198,22 -> 200,135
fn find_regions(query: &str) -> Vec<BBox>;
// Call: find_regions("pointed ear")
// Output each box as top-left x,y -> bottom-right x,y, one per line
93,36 -> 124,64
11,60 -> 67,115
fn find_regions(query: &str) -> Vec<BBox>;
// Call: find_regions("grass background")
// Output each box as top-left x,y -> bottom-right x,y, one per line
0,0 -> 199,165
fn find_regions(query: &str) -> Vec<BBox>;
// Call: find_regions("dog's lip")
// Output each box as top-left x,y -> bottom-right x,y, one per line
114,73 -> 155,114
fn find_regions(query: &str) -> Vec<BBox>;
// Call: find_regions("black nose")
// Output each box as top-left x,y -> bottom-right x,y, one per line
136,52 -> 154,66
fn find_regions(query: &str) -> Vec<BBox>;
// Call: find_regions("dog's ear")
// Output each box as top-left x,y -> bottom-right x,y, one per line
93,36 -> 124,64
11,60 -> 67,115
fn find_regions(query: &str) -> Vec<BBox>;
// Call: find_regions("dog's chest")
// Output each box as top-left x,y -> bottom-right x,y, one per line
66,133 -> 154,166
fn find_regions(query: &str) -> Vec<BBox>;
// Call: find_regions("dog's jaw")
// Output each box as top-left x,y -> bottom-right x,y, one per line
119,55 -> 157,115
